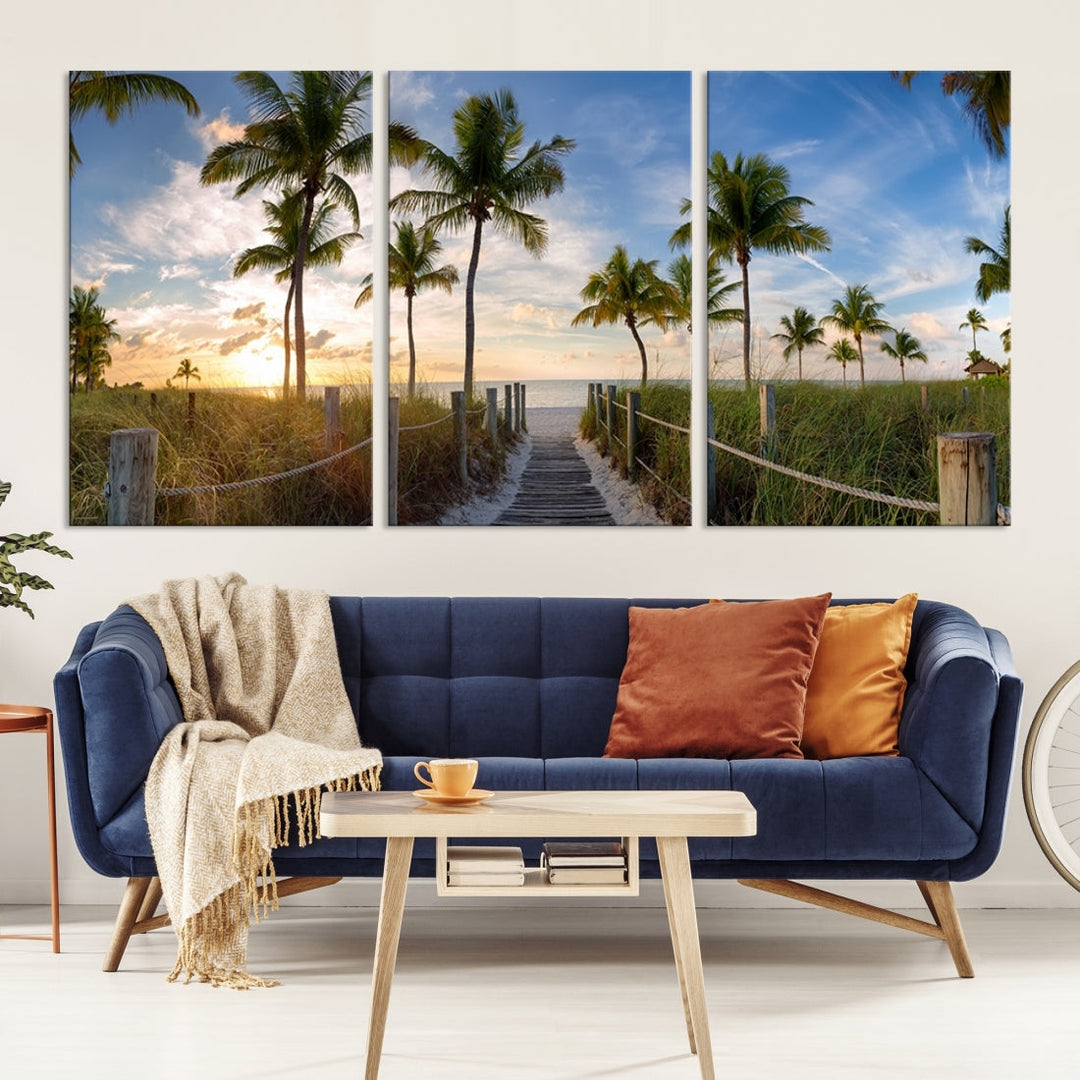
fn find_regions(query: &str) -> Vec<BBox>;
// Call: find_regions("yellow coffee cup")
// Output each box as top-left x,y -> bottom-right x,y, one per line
414,758 -> 479,797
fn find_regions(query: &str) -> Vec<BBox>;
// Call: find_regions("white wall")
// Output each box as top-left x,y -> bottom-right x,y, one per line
2,0 -> 1077,910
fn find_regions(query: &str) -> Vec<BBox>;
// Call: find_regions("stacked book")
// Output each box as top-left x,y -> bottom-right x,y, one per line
445,845 -> 525,887
540,840 -> 628,885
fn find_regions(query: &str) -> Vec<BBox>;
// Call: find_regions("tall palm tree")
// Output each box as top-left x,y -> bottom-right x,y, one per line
571,245 -> 676,387
821,284 -> 891,388
827,339 -> 859,387
965,205 -> 1010,302
201,71 -> 417,401
893,71 -> 1010,159
879,328 -> 928,383
69,285 -> 120,394
69,71 -> 200,177
772,307 -> 825,381
234,192 -> 360,397
174,358 -> 201,389
666,250 -> 742,334
390,89 -> 574,396
356,221 -> 459,398
959,307 -> 989,354
672,151 -> 830,391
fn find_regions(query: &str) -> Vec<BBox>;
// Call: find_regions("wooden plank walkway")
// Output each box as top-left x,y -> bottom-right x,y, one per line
493,432 -> 615,526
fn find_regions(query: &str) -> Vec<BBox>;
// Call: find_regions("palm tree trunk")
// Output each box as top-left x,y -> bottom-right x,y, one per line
901,358 -> 906,383
464,215 -> 484,398
740,259 -> 752,391
797,346 -> 803,381
282,278 -> 294,399
294,190 -> 316,402
406,292 -> 417,399
628,317 -> 648,387
855,334 -> 866,388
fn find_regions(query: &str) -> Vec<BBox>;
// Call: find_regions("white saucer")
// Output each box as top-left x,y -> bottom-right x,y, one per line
412,788 -> 494,806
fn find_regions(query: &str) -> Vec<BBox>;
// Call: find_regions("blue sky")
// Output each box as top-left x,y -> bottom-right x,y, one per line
70,71 -> 376,389
388,70 -> 691,385
706,71 -> 1010,382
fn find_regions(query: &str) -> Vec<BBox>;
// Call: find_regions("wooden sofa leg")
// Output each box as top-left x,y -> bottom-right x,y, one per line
104,876 -> 152,972
918,881 -> 974,978
737,878 -> 975,978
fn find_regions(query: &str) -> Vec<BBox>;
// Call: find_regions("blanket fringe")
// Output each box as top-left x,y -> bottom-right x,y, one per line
170,766 -> 381,987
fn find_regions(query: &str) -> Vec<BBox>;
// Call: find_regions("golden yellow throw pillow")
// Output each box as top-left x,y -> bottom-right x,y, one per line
800,594 -> 918,759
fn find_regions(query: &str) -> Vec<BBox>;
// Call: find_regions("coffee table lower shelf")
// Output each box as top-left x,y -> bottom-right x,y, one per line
436,835 -> 640,897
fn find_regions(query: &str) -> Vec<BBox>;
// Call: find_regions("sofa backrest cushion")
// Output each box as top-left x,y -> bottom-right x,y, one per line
331,596 -> 705,758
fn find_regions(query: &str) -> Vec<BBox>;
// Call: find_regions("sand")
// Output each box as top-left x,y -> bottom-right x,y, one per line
437,407 -> 665,526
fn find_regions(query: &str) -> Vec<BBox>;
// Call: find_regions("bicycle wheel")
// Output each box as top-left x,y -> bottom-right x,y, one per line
1023,659 -> 1080,891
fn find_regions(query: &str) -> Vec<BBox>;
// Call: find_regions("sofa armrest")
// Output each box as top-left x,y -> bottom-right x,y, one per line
899,601 -> 1009,834
74,606 -> 184,829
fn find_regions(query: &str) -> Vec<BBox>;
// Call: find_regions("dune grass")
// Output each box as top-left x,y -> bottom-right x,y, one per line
708,378 -> 1010,526
70,385 -> 373,526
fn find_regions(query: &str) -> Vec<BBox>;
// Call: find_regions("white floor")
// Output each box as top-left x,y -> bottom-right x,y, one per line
2,900 -> 1078,1079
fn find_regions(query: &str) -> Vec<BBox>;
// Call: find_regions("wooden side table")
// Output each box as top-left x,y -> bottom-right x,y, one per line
0,705 -> 60,952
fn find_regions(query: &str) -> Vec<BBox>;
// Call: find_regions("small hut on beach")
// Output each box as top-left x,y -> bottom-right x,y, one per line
965,357 -> 1004,378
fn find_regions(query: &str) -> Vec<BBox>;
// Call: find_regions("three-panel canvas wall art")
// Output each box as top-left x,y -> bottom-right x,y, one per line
69,70 -> 1010,527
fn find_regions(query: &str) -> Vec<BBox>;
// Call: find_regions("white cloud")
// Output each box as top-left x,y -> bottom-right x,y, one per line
195,109 -> 247,152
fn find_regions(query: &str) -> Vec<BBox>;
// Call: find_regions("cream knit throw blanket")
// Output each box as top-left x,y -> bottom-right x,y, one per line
129,573 -> 381,988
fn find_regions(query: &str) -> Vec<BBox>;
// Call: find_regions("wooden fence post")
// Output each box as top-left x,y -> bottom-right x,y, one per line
187,391 -> 196,430
452,390 -> 467,483
388,396 -> 399,527
513,383 -> 521,433
920,385 -> 929,412
520,383 -> 527,431
707,401 -> 717,524
107,427 -> 158,526
937,432 -> 997,525
606,384 -> 617,458
505,383 -> 512,431
627,390 -> 641,482
759,383 -> 776,457
324,385 -> 341,449
486,387 -> 499,442
961,386 -> 971,406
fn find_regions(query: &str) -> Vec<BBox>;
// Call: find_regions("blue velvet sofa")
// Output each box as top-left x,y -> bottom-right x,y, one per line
53,596 -> 1022,976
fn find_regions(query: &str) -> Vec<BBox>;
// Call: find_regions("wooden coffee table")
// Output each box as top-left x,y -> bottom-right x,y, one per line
320,788 -> 756,1079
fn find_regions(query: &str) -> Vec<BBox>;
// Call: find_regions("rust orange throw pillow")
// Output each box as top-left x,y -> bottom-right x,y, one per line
603,595 -> 831,760
800,594 -> 918,759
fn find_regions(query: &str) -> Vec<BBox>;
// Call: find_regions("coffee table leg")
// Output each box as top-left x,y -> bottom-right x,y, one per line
657,836 -> 714,1080
366,836 -> 414,1080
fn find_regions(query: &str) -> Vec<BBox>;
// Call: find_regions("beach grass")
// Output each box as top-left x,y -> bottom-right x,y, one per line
708,378 -> 1010,526
69,385 -> 373,526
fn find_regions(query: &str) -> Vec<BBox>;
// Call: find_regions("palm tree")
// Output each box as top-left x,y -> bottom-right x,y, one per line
571,245 -> 676,387
893,71 -> 1009,159
390,89 -> 574,396
201,71 -> 417,401
879,328 -> 928,383
70,71 -> 200,177
821,284 -> 891,388
672,151 -> 830,391
965,206 -> 1010,302
827,339 -> 859,386
959,308 -> 989,354
772,307 -> 825,381
174,358 -> 201,389
234,192 -> 360,397
69,285 -> 120,394
666,251 -> 742,334
1001,324 -> 1011,354
356,221 -> 459,398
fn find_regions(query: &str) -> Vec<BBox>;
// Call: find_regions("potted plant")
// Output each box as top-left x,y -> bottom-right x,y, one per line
0,480 -> 72,617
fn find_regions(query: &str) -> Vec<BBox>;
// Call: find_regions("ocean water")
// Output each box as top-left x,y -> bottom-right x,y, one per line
413,378 -> 692,409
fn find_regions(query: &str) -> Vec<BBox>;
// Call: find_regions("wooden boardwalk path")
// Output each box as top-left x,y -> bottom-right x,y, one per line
493,431 -> 615,526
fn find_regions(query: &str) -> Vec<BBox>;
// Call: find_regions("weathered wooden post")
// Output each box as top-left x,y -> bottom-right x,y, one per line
107,428 -> 158,526
452,390 -> 467,483
937,432 -> 997,525
627,390 -> 641,482
520,383 -> 527,431
150,392 -> 157,412
606,384 -> 617,457
707,401 -> 718,524
505,383 -> 512,431
759,383 -> 776,457
187,391 -> 196,430
323,385 -> 342,449
513,383 -> 521,433
486,386 -> 499,442
920,385 -> 930,412
586,383 -> 594,412
962,386 -> 971,406
388,396 -> 400,527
